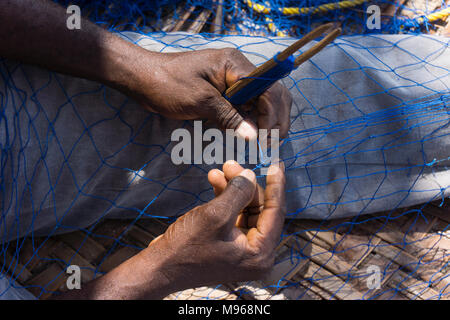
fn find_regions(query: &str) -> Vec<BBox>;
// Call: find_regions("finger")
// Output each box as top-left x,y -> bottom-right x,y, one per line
256,82 -> 292,139
223,160 -> 264,209
209,96 -> 258,141
277,84 -> 292,139
223,159 -> 246,181
222,49 -> 260,140
209,167 -> 253,229
209,169 -> 256,225
208,169 -> 227,196
256,94 -> 278,133
149,234 -> 163,245
223,49 -> 292,139
223,48 -> 257,88
249,160 -> 286,250
241,100 -> 255,112
208,163 -> 263,214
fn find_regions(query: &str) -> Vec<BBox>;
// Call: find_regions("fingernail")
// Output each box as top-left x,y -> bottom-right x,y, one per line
236,121 -> 257,141
208,168 -> 224,178
239,169 -> 256,183
224,159 -> 238,166
268,159 -> 285,175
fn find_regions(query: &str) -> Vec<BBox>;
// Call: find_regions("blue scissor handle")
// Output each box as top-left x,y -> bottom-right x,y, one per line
224,53 -> 296,106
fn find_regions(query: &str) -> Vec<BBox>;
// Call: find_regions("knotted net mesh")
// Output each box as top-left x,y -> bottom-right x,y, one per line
1,0 -> 449,299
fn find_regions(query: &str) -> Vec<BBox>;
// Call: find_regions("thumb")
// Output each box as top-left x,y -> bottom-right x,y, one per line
211,96 -> 257,140
209,169 -> 256,224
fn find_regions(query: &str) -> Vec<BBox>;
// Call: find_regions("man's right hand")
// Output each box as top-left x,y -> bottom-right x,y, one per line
1,1 -> 292,141
128,49 -> 293,140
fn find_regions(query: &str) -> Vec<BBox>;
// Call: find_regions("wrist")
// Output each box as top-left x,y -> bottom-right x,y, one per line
102,38 -> 162,102
113,243 -> 178,299
137,241 -> 180,299
68,241 -> 177,300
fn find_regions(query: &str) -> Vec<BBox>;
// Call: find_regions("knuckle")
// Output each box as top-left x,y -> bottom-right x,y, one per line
216,104 -> 241,129
223,48 -> 254,74
229,175 -> 253,192
248,242 -> 264,257
163,224 -> 176,242
203,202 -> 228,228
267,182 -> 286,198
223,47 -> 242,58
202,93 -> 221,108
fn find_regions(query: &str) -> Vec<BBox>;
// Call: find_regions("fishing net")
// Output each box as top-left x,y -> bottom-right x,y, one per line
1,0 -> 449,299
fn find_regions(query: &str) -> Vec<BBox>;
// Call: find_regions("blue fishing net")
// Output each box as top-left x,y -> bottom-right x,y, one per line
1,0 -> 449,299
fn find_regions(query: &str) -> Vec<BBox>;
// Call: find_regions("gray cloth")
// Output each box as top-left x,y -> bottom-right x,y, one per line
1,32 -> 450,246
0,277 -> 35,300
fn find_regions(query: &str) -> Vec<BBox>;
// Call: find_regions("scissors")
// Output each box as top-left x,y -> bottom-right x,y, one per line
224,23 -> 341,106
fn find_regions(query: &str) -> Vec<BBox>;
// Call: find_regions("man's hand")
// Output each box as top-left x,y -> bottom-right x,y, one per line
56,160 -> 285,299
128,49 -> 293,140
1,1 -> 292,141
148,160 -> 286,292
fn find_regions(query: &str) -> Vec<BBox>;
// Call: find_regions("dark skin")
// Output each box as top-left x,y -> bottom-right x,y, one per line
137,50 -> 292,139
1,0 -> 290,299
60,161 -> 286,299
1,0 -> 292,139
